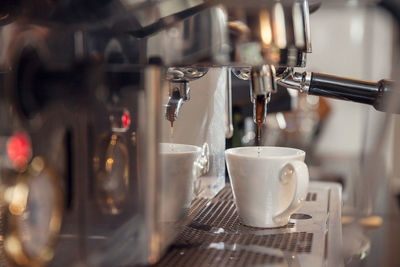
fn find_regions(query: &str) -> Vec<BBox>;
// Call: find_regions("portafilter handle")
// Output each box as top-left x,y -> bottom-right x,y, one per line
277,70 -> 398,113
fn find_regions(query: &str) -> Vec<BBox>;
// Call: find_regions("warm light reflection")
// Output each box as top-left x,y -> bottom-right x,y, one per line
260,9 -> 272,46
31,157 -> 45,173
49,210 -> 62,233
41,248 -> 54,262
4,187 -> 14,204
8,183 -> 29,216
5,236 -> 29,265
293,2 -> 305,48
273,2 -> 287,49
276,112 -> 287,130
227,21 -> 250,40
111,134 -> 117,145
358,215 -> 383,228
106,158 -> 114,172
0,13 -> 10,20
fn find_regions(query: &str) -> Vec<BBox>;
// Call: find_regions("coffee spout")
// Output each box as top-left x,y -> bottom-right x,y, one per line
164,67 -> 208,126
165,82 -> 189,126
250,65 -> 277,124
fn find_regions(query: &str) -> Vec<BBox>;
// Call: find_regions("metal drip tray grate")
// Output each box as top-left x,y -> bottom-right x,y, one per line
156,246 -> 285,266
189,199 -> 295,231
176,228 -> 313,253
155,182 -> 342,267
214,187 -> 317,202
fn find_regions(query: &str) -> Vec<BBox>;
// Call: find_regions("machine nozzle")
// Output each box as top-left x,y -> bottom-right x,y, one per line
276,68 -> 310,92
250,65 -> 276,125
164,67 -> 208,126
165,82 -> 189,127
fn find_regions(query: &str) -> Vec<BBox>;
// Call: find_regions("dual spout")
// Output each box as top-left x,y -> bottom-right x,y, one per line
165,81 -> 189,127
164,67 -> 208,127
250,65 -> 277,126
233,65 -> 277,126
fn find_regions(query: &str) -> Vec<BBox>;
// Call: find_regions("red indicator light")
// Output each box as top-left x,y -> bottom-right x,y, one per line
7,132 -> 31,170
121,110 -> 131,129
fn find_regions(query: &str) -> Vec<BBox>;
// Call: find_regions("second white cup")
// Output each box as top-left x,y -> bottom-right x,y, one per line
225,146 -> 309,228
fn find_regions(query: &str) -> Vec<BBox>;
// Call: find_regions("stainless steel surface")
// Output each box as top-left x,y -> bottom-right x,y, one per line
156,181 -> 343,266
146,6 -> 229,66
227,0 -> 312,124
250,65 -> 277,97
160,67 -> 227,199
165,82 -> 188,124
277,69 -> 311,93
128,0 -> 207,34
225,68 -> 234,138
303,72 -> 312,93
164,67 -> 209,125
232,68 -> 251,81
166,67 -> 209,82
303,0 -> 312,53
142,66 -> 163,264
0,0 -> 210,36
222,0 -> 311,67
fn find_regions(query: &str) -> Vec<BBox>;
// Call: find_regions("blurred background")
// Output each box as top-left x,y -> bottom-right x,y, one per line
306,4 -> 398,266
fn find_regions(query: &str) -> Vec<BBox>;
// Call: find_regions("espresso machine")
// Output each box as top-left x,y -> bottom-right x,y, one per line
1,0 -> 400,266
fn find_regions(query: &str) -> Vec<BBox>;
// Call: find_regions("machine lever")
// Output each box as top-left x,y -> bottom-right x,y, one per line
278,71 -> 398,113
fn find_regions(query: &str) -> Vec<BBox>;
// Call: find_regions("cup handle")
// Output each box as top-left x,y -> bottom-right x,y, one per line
193,143 -> 210,178
273,161 -> 309,225
192,143 -> 210,196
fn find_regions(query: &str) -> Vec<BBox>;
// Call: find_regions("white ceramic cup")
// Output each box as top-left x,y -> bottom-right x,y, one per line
225,146 -> 309,228
159,143 -> 202,223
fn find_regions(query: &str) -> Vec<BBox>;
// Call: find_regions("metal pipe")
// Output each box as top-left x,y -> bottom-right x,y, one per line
225,67 -> 234,138
142,66 -> 162,264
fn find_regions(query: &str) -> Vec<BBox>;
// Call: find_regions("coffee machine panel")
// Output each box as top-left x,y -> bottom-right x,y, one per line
0,1 -> 234,265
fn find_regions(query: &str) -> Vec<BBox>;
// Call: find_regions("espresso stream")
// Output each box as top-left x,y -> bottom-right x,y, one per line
255,95 -> 267,157
255,95 -> 266,146
169,126 -> 175,151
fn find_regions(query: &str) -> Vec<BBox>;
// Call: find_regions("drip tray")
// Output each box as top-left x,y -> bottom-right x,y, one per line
155,181 -> 343,267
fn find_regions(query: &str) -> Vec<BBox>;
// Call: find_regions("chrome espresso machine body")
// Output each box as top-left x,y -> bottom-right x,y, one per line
3,0 -> 398,266
0,2 -> 230,266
